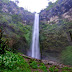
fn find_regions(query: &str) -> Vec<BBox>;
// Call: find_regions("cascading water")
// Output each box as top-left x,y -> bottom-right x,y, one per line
31,13 -> 40,59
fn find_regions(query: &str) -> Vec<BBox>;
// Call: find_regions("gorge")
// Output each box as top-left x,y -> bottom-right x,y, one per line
0,0 -> 72,71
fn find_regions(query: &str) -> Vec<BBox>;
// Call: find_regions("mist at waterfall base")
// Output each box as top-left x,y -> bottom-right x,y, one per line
28,13 -> 40,59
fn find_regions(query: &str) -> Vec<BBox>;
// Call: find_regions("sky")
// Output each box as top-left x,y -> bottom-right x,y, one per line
11,0 -> 57,13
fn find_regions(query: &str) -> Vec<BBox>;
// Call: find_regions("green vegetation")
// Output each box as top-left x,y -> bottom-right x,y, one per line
0,33 -> 72,72
62,67 -> 72,70
30,61 -> 38,69
61,46 -> 72,65
0,12 -> 32,54
2,0 -> 10,3
49,66 -> 59,72
40,19 -> 72,65
46,0 -> 58,11
0,30 -> 6,54
0,0 -> 34,54
0,51 -> 31,72
39,63 -> 47,72
0,32 -> 31,72
54,69 -> 59,72
0,0 -> 72,71
49,66 -> 55,72
62,70 -> 69,72
33,71 -> 39,72
29,59 -> 35,63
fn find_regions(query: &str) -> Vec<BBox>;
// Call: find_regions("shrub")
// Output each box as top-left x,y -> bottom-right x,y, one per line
30,61 -> 38,69
62,67 -> 70,70
0,29 -> 8,54
39,63 -> 47,72
34,71 -> 39,72
12,14 -> 22,24
55,69 -> 59,72
2,0 -> 9,3
61,46 -> 72,65
0,51 -> 31,72
62,70 -> 69,72
29,59 -> 35,63
49,66 -> 55,72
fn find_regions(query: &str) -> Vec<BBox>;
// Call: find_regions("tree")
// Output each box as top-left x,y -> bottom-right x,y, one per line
48,2 -> 53,6
0,29 -> 8,54
0,29 -> 5,54
15,0 -> 19,5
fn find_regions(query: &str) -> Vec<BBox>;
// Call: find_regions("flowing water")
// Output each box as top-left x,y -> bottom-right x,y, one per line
31,13 -> 40,59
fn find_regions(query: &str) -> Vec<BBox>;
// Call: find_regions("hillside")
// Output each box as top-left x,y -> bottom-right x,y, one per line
0,50 -> 72,72
0,0 -> 34,54
39,0 -> 72,65
0,0 -> 72,71
0,28 -> 72,72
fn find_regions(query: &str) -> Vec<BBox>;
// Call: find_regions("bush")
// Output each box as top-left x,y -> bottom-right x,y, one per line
49,66 -> 55,72
0,30 -> 31,72
61,46 -> 72,65
0,29 -> 7,54
12,14 -> 22,24
39,63 -> 47,72
30,61 -> 38,69
34,71 -> 39,72
0,51 -> 31,72
2,0 -> 9,3
55,69 -> 59,72
62,70 -> 69,72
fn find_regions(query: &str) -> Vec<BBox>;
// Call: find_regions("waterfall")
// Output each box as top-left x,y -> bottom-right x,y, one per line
31,13 -> 40,59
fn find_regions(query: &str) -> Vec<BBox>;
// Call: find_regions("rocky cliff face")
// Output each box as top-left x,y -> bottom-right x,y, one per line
0,0 -> 34,25
39,0 -> 72,24
39,0 -> 72,65
0,0 -> 34,55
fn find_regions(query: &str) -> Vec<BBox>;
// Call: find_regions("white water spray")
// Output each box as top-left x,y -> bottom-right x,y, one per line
31,13 -> 40,59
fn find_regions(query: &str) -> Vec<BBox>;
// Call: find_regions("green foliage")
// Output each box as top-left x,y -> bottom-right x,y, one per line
0,14 -> 32,53
0,14 -> 8,24
49,66 -> 55,72
48,66 -> 59,72
46,0 -> 58,11
40,20 -> 72,62
12,14 -> 22,24
30,61 -> 38,69
62,67 -> 70,70
0,30 -> 7,54
9,22 -> 32,44
39,63 -> 47,72
3,15 -> 12,23
62,67 -> 72,72
62,70 -> 69,72
33,71 -> 39,72
61,46 -> 72,65
54,69 -> 59,72
29,59 -> 35,63
0,51 -> 31,72
0,2 -> 33,53
2,0 -> 9,3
